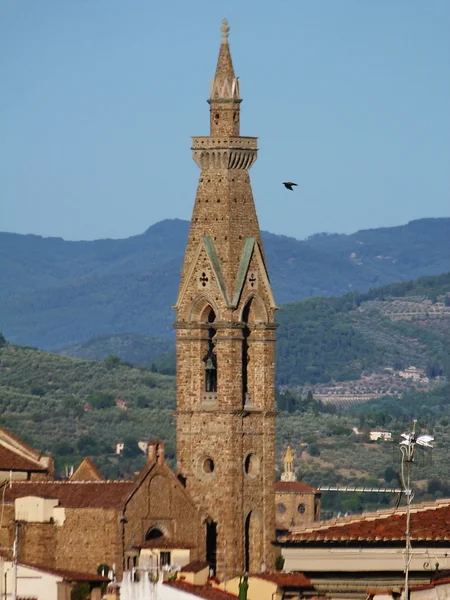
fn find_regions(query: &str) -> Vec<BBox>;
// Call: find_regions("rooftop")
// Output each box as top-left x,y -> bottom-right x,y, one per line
4,480 -> 135,508
275,481 -> 319,494
0,445 -> 47,472
165,581 -> 238,599
279,499 -> 450,543
21,562 -> 109,582
253,572 -> 313,588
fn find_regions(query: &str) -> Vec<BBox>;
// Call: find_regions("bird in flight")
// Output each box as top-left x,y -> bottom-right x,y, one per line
282,182 -> 298,191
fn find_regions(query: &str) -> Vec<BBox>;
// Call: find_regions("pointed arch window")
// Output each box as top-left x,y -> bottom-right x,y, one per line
242,303 -> 251,398
203,308 -> 217,393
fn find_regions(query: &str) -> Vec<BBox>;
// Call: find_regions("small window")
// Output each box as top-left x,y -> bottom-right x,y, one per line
298,504 -> 306,514
203,458 -> 215,473
277,503 -> 286,514
160,552 -> 171,567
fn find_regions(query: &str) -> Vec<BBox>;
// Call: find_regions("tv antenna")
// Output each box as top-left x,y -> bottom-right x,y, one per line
400,419 -> 434,600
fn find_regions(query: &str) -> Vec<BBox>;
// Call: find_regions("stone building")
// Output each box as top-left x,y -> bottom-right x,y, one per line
0,19 -> 278,586
275,446 -> 321,533
1,441 -> 205,579
173,19 -> 277,579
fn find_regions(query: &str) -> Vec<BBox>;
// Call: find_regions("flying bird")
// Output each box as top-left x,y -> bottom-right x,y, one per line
282,182 -> 298,191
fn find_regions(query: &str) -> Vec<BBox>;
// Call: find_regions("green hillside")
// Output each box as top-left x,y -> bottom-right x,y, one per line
59,333 -> 173,366
0,344 -> 176,478
1,217 -> 449,350
1,341 -> 449,515
276,272 -> 450,386
59,272 -> 450,389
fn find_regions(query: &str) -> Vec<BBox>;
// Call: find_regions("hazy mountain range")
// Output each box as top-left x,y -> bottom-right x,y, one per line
1,217 -> 449,350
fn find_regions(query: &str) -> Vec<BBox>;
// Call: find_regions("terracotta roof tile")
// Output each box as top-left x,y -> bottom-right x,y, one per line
253,572 -> 313,587
4,481 -> 135,508
180,561 -> 210,573
0,446 -> 47,472
280,500 -> 450,543
21,562 -> 108,582
0,425 -> 42,460
70,458 -> 104,481
275,481 -> 319,494
165,581 -> 237,599
410,577 -> 450,591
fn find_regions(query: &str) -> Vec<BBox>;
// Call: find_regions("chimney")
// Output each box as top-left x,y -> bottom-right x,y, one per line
147,441 -> 165,465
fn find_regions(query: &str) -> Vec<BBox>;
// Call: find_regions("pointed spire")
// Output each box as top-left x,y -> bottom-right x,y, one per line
210,19 -> 240,100
281,445 -> 296,482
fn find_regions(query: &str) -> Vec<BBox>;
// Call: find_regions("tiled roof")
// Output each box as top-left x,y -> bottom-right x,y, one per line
180,561 -> 210,573
165,581 -> 238,599
410,577 -> 450,591
21,562 -> 109,582
279,500 -> 450,543
70,457 -> 104,481
4,481 -> 135,508
0,445 -> 47,472
0,425 -> 42,461
275,481 -> 319,494
253,572 -> 313,588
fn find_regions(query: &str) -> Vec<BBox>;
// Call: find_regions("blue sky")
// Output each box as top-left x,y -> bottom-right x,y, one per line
1,0 -> 449,241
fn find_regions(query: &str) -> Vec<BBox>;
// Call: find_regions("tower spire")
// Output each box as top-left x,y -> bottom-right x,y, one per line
210,19 -> 239,102
209,19 -> 241,135
281,445 -> 296,482
174,20 -> 277,580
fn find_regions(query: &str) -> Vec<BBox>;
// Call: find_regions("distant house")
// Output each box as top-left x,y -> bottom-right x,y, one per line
115,442 -> 124,455
115,398 -> 129,410
369,430 -> 392,441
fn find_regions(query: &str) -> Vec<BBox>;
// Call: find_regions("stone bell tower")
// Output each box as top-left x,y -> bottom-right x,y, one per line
173,19 -> 277,580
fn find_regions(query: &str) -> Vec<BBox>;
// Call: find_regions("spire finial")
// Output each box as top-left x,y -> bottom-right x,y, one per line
221,19 -> 230,43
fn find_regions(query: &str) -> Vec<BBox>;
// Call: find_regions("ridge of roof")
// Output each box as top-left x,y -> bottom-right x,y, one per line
4,480 -> 135,509
0,446 -> 47,472
20,562 -> 109,582
165,580 -> 238,599
288,498 -> 450,535
280,499 -> 450,544
275,481 -> 319,494
70,457 -> 104,481
0,425 -> 42,461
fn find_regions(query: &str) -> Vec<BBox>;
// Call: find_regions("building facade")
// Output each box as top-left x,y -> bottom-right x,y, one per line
173,20 -> 278,579
275,446 -> 321,532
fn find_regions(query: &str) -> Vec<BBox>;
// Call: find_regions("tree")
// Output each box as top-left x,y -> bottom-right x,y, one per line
104,355 -> 121,370
383,466 -> 397,484
122,437 -> 142,458
87,393 -> 115,410
308,443 -> 320,457
0,333 -> 6,348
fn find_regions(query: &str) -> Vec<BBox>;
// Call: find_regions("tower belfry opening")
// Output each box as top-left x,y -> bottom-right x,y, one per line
174,19 -> 278,581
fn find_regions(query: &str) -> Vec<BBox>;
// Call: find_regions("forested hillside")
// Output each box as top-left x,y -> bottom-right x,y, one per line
1,217 -> 449,350
62,272 -> 450,390
276,272 -> 450,386
0,341 -> 449,516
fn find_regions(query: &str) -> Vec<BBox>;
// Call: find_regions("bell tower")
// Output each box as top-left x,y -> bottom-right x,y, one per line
174,20 -> 277,580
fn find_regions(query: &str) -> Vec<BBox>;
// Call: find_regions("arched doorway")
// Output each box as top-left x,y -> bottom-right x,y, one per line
206,519 -> 217,574
244,511 -> 263,573
145,527 -> 164,541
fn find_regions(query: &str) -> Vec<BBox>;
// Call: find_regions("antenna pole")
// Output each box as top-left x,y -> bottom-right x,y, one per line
12,521 -> 19,600
401,420 -> 417,600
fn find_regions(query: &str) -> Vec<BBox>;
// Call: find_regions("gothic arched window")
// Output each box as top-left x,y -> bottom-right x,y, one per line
203,308 -> 217,392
